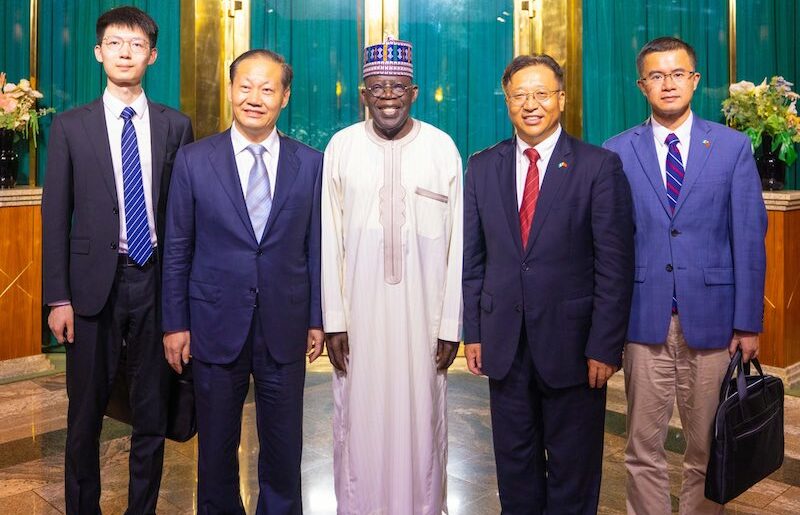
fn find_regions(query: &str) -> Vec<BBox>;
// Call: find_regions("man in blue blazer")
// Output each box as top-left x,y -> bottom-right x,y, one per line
604,37 -> 767,514
161,49 -> 323,514
463,55 -> 634,514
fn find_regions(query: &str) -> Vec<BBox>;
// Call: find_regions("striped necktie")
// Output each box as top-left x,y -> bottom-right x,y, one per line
665,133 -> 684,213
120,106 -> 152,265
665,132 -> 684,312
519,147 -> 540,249
245,144 -> 272,240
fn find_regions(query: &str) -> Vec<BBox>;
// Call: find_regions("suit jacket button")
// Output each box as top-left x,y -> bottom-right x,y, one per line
522,264 -> 530,272
110,242 -> 118,250
256,250 -> 263,256
670,229 -> 680,237
113,207 -> 119,215
665,264 -> 673,272
515,304 -> 522,312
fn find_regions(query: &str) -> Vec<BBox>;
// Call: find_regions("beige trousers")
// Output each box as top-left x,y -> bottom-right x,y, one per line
624,315 -> 730,515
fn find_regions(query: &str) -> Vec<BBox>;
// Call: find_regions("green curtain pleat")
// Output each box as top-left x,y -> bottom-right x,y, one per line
399,0 -> 513,162
2,0 -> 32,184
583,1 -> 729,146
1,0 -> 32,184
250,0 -> 361,151
737,0 -> 799,187
36,0 -> 181,184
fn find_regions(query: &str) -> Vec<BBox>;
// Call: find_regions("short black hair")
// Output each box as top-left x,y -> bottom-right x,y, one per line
502,54 -> 564,91
636,37 -> 697,77
96,6 -> 158,48
229,49 -> 294,90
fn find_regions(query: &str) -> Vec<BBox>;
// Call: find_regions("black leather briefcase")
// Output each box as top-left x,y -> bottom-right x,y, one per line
705,350 -> 784,504
106,351 -> 197,443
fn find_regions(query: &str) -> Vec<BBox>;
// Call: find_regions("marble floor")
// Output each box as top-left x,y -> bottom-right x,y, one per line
0,357 -> 798,514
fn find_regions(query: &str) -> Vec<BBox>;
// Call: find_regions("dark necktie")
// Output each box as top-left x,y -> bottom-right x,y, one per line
665,132 -> 684,312
120,106 -> 152,265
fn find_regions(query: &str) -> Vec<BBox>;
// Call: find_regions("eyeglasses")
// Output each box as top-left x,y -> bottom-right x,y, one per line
101,36 -> 151,55
506,90 -> 561,107
364,83 -> 417,99
639,71 -> 696,85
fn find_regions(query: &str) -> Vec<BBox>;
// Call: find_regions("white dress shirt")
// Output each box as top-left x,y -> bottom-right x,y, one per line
651,112 -> 693,187
103,89 -> 157,252
231,122 -> 280,198
515,125 -> 562,210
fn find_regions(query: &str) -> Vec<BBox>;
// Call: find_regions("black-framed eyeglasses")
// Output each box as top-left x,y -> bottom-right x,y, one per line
506,89 -> 562,107
639,71 -> 696,85
364,83 -> 417,99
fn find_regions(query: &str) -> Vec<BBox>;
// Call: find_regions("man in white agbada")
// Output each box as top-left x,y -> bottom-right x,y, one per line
321,37 -> 463,514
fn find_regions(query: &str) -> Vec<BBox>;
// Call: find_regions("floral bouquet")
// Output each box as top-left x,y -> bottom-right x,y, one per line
0,72 -> 55,147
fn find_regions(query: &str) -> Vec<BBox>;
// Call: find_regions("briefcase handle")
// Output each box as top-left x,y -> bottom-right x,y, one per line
720,349 -> 766,403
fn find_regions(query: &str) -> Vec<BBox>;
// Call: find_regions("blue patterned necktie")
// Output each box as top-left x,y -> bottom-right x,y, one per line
245,144 -> 272,240
120,106 -> 152,265
665,133 -> 684,213
665,132 -> 684,312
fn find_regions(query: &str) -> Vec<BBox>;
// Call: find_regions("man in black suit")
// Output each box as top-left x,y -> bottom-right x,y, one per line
41,7 -> 192,514
462,55 -> 634,514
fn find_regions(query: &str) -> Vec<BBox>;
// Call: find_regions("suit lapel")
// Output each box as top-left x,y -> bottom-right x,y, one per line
82,99 -> 117,205
208,131 -> 256,240
673,117 -> 712,217
262,133 -> 300,240
524,131 -> 571,257
148,101 -> 168,212
631,121 -> 672,216
495,139 -> 524,254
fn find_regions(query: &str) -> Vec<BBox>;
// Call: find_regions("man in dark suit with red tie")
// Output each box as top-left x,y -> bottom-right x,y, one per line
42,7 -> 193,514
462,54 -> 635,514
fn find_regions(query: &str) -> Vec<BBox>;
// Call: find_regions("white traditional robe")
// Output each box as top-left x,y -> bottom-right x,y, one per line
322,119 -> 463,515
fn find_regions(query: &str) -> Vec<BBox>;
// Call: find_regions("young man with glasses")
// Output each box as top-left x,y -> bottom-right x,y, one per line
42,6 -> 193,514
463,54 -> 634,514
321,37 -> 463,514
604,37 -> 767,514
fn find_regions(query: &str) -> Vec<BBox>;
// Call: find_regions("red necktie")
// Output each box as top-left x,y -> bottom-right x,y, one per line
519,147 -> 540,249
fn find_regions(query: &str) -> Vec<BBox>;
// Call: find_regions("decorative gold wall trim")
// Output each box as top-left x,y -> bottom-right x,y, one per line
363,0 -> 399,119
181,1 -> 250,139
513,0 -> 583,137
728,0 -> 736,83
28,0 -> 39,186
365,0 -> 399,46
220,0 -> 250,131
565,0 -> 582,137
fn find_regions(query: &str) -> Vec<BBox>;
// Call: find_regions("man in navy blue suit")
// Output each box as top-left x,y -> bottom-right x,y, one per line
463,54 -> 634,514
604,37 -> 766,514
161,49 -> 323,514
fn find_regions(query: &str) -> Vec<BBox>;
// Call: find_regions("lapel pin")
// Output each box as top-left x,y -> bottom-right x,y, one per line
703,139 -> 710,148
558,161 -> 568,169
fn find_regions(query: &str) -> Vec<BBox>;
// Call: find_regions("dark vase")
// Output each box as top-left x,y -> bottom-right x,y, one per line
757,135 -> 786,191
0,129 -> 20,189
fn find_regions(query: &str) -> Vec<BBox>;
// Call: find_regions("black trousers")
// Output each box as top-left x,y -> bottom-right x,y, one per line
194,314 -> 306,515
489,328 -> 607,515
65,260 -> 169,515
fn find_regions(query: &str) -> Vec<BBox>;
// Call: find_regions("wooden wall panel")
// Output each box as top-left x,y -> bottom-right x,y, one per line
762,207 -> 800,368
0,198 -> 42,361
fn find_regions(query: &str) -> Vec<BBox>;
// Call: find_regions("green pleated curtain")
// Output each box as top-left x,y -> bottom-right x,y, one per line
737,0 -> 800,187
583,1 -> 729,146
250,0 -> 361,151
2,0 -> 32,182
36,0 -> 181,184
399,0 -> 513,162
